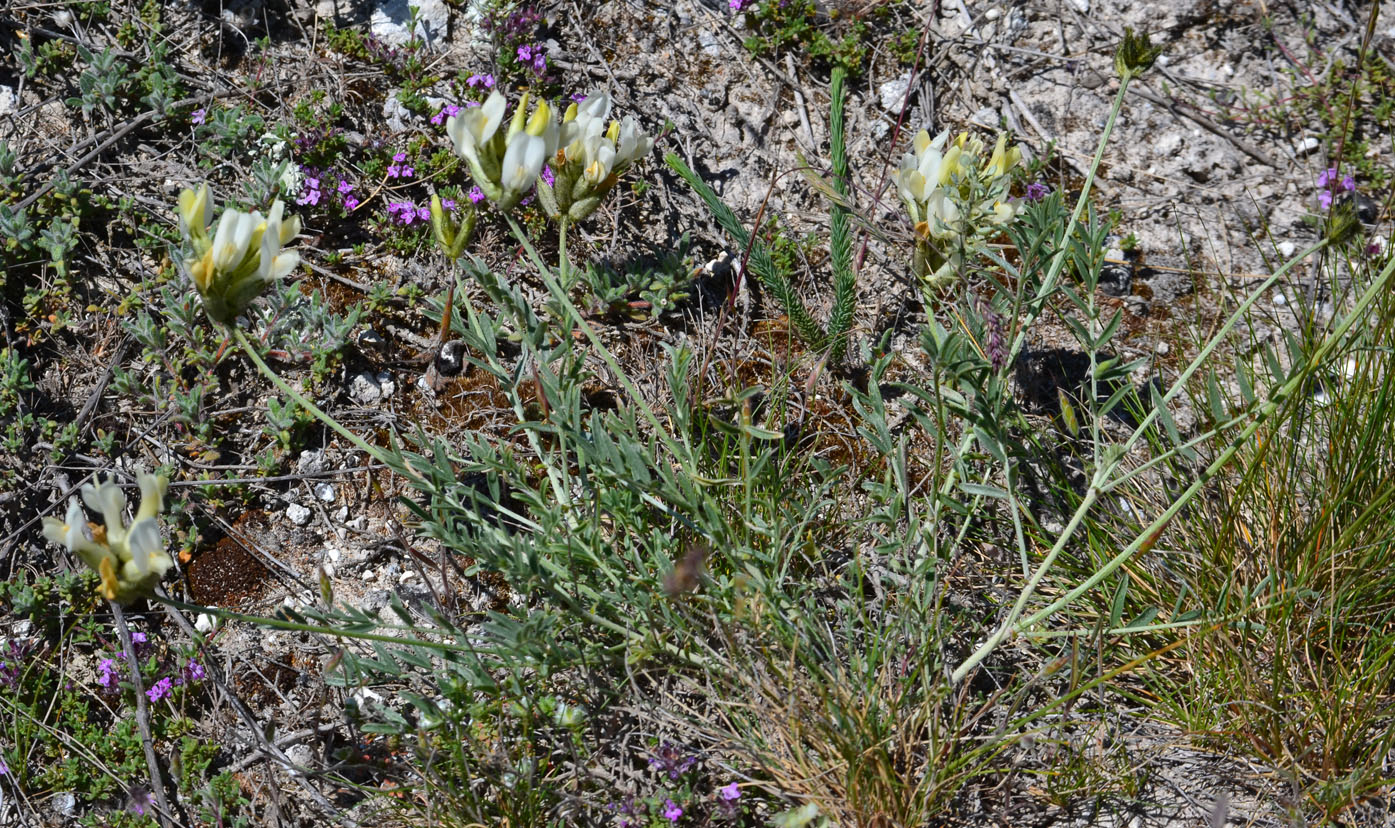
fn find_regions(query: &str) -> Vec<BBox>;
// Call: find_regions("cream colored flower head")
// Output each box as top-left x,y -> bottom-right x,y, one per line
43,469 -> 172,604
538,91 -> 654,223
177,186 -> 301,325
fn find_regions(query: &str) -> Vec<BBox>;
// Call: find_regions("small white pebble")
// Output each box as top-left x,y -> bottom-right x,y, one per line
984,7 -> 1001,19
363,568 -> 377,582
194,613 -> 220,634
1274,292 -> 1287,306
398,570 -> 417,584
1155,341 -> 1170,355
313,482 -> 335,503
321,563 -> 336,579
1295,136 -> 1320,155
1276,241 -> 1296,257
285,502 -> 312,526
326,546 -> 342,563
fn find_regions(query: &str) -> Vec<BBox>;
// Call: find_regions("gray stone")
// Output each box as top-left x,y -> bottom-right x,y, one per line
297,449 -> 327,475
0,85 -> 17,118
285,502 -> 313,526
313,482 -> 336,503
878,73 -> 912,114
370,0 -> 449,48
348,370 -> 395,405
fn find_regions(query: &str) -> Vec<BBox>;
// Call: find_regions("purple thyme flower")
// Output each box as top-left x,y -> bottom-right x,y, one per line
344,195 -> 360,211
129,632 -> 151,659
191,108 -> 207,124
663,799 -> 683,822
146,677 -> 173,703
467,186 -> 485,204
441,198 -> 457,210
127,787 -> 151,816
1316,166 -> 1357,210
541,164 -> 555,187
1024,181 -> 1050,201
96,657 -> 119,692
649,741 -> 697,779
720,783 -> 740,801
337,179 -> 354,194
184,660 -> 206,683
416,206 -> 430,221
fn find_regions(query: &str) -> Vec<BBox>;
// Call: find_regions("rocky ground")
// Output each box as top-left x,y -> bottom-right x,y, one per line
2,0 -> 1393,825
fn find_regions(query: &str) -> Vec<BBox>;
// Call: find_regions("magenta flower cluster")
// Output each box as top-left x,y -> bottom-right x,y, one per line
1024,181 -> 1051,201
94,629 -> 205,701
387,201 -> 431,225
516,43 -> 547,74
388,151 -> 415,179
1317,166 -> 1356,209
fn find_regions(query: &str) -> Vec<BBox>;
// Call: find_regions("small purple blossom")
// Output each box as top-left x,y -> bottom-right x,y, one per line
146,677 -> 173,703
0,758 -> 9,776
388,201 -> 421,225
570,92 -> 588,103
467,186 -> 486,204
184,660 -> 206,683
649,741 -> 697,779
432,103 -> 461,125
720,783 -> 741,801
442,198 -> 457,210
129,632 -> 151,659
127,787 -> 151,816
729,0 -> 751,9
663,799 -> 683,822
297,173 -> 323,206
1024,181 -> 1050,201
466,73 -> 495,88
1317,166 -> 1357,210
344,195 -> 360,211
191,108 -> 207,124
541,164 -> 555,187
388,153 -> 415,179
337,179 -> 355,195
416,206 -> 430,221
97,657 -> 119,692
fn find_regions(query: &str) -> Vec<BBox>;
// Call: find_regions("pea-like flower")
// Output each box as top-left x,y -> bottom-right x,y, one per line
896,128 -> 1022,290
43,470 -> 172,604
177,184 -> 301,324
446,91 -> 558,212
537,92 -> 654,223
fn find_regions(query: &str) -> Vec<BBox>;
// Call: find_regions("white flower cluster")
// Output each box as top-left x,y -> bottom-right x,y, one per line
43,470 -> 171,603
896,129 -> 1022,289
177,184 -> 301,324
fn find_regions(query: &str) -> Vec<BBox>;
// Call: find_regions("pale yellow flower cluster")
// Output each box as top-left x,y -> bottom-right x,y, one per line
896,129 -> 1022,288
176,184 -> 301,324
538,92 -> 655,223
445,90 -> 653,223
43,470 -> 171,604
446,91 -> 560,212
